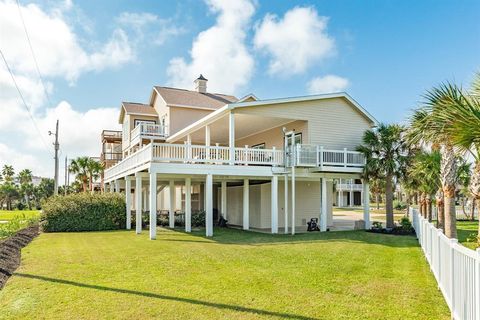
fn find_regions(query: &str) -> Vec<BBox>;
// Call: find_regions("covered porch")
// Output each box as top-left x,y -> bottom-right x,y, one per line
107,168 -> 371,239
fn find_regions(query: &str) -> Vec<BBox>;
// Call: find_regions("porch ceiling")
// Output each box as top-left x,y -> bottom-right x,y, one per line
176,113 -> 295,145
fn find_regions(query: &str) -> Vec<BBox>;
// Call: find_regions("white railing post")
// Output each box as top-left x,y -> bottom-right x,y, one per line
450,238 -> 458,316
244,145 -> 248,165
476,249 -> 480,320
343,148 -> 348,167
272,146 -> 276,166
319,146 -> 324,170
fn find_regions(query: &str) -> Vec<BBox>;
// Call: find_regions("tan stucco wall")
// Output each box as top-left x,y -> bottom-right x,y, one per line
235,97 -> 373,150
235,120 -> 308,149
169,107 -> 213,136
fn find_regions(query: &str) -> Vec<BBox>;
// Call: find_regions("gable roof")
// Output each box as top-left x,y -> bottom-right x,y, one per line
167,92 -> 377,142
153,86 -> 238,110
230,92 -> 378,125
119,102 -> 158,123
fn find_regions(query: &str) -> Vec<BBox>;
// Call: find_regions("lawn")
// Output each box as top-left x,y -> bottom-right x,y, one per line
0,228 -> 449,320
0,210 -> 40,222
456,220 -> 478,249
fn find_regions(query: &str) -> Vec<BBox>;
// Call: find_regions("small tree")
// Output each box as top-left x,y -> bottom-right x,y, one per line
357,124 -> 408,228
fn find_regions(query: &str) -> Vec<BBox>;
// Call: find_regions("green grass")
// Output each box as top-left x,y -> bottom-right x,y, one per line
0,210 -> 40,222
456,220 -> 478,250
0,228 -> 449,319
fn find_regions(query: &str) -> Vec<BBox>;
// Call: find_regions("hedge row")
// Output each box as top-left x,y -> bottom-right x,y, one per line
41,193 -> 126,232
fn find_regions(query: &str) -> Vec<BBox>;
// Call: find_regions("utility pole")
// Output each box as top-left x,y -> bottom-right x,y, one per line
64,156 -> 68,196
49,120 -> 59,195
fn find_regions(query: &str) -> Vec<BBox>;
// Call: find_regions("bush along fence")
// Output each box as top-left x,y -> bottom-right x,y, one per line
409,207 -> 480,320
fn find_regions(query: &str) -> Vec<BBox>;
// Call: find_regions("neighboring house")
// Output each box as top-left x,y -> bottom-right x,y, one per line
335,178 -> 364,207
102,75 -> 377,239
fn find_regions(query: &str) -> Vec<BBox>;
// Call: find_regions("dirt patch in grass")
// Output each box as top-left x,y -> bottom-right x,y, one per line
0,225 -> 39,290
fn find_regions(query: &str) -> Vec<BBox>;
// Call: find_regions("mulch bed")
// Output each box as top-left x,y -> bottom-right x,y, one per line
0,225 -> 39,290
366,228 -> 415,236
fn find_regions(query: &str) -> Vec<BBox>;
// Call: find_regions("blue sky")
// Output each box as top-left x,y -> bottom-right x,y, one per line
0,0 -> 479,177
61,0 -> 480,121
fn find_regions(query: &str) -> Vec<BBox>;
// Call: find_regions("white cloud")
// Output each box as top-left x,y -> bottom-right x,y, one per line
307,75 -> 349,94
0,99 -> 120,178
0,0 -> 135,84
166,0 -> 255,94
0,0 -> 129,178
116,11 -> 186,46
254,6 -> 335,76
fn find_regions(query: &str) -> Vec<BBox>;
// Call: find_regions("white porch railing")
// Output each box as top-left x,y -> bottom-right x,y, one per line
131,123 -> 168,143
295,144 -> 365,168
151,143 -> 283,166
105,143 -> 284,180
336,183 -> 363,191
409,207 -> 480,320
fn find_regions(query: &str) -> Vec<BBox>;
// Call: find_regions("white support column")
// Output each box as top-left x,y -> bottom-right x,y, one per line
185,178 -> 191,232
363,181 -> 370,229
169,180 -> 175,228
349,190 -> 353,207
243,178 -> 249,230
205,174 -> 213,237
271,175 -> 278,234
284,174 -> 288,234
291,167 -> 296,235
114,180 -> 120,193
337,190 -> 341,207
221,181 -> 227,219
135,174 -> 142,234
320,178 -> 327,232
125,177 -> 132,230
186,134 -> 192,161
149,172 -> 157,240
229,112 -> 235,165
205,125 -> 211,160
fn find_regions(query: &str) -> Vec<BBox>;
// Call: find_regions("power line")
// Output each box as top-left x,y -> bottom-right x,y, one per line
16,0 -> 54,109
0,49 -> 53,156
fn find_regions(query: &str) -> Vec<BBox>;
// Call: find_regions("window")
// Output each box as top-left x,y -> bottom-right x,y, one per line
251,143 -> 266,149
285,133 -> 302,146
134,119 -> 156,127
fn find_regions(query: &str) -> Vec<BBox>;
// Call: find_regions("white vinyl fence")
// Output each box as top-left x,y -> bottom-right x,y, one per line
409,207 -> 480,320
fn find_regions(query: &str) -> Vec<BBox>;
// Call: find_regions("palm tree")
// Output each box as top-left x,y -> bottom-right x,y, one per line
86,158 -> 103,192
18,169 -> 33,209
2,165 -> 14,184
69,157 -> 90,192
357,123 -> 408,228
410,151 -> 441,222
407,84 -> 465,238
434,74 -> 480,221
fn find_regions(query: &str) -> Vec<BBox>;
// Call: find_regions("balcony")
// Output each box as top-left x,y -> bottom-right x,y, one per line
295,144 -> 365,168
130,123 -> 168,147
336,183 -> 363,191
104,142 -> 366,181
105,143 -> 284,180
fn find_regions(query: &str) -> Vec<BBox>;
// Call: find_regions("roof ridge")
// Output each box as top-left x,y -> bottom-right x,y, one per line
155,86 -> 236,98
122,101 -> 151,105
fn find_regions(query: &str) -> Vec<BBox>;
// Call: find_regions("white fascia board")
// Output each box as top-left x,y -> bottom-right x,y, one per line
166,105 -> 231,142
229,92 -> 378,125
166,103 -> 218,111
149,162 -> 274,177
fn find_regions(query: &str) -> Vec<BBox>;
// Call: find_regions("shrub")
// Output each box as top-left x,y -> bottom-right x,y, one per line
393,200 -> 407,210
398,216 -> 413,233
0,214 -> 38,239
192,211 -> 205,227
371,221 -> 382,230
41,193 -> 126,232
